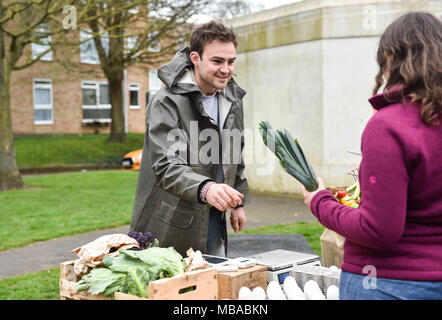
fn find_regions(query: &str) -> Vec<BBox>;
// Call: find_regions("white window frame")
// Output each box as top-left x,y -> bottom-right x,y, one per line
126,35 -> 141,57
33,79 -> 53,125
129,83 -> 140,109
81,81 -> 111,123
127,35 -> 137,51
80,30 -> 109,65
148,31 -> 161,52
147,69 -> 162,108
176,36 -> 187,51
32,26 -> 52,61
128,5 -> 139,14
149,69 -> 162,92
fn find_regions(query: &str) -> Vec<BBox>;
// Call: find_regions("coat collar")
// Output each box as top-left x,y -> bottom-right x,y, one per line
368,84 -> 408,110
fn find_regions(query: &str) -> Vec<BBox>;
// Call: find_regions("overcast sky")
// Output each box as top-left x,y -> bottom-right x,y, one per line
190,0 -> 304,23
249,0 -> 304,12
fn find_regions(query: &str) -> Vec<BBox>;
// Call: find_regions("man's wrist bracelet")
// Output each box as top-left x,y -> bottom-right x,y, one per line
200,181 -> 216,203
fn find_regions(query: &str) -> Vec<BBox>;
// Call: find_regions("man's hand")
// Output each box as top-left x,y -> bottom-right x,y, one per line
230,206 -> 246,232
205,183 -> 244,212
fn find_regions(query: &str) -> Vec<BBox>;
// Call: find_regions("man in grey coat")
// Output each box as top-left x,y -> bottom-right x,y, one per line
130,21 -> 250,257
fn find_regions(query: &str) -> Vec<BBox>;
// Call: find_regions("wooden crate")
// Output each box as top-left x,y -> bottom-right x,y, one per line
217,264 -> 268,300
115,268 -> 218,300
59,260 -> 218,300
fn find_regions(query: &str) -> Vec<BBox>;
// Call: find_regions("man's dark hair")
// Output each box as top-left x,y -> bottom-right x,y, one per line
190,21 -> 238,57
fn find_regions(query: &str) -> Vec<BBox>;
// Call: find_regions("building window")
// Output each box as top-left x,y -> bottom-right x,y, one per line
80,30 -> 109,64
176,36 -> 187,51
32,26 -> 52,61
148,31 -> 161,52
128,5 -> 139,14
126,35 -> 140,57
127,36 -> 137,51
82,81 -> 111,123
149,69 -> 161,91
33,79 -> 53,124
147,69 -> 162,106
129,83 -> 140,109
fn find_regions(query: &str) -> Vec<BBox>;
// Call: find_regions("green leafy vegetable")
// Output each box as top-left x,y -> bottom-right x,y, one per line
76,247 -> 186,298
259,121 -> 318,192
120,247 -> 186,279
76,267 -> 126,297
103,254 -> 151,298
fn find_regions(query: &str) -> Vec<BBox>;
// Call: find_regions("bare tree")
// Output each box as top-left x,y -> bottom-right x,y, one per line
0,0 -> 80,191
200,0 -> 252,20
73,0 -> 209,143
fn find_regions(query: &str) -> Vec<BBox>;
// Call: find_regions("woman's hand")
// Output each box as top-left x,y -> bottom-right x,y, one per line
301,177 -> 326,209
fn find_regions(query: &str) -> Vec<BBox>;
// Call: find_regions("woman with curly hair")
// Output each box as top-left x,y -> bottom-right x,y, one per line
302,12 -> 442,299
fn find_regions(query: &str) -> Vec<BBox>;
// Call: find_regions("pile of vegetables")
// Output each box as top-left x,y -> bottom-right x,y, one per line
333,180 -> 361,208
128,231 -> 158,249
76,246 -> 186,298
259,121 -> 318,192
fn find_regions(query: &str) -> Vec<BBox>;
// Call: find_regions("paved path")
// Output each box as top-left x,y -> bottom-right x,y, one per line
0,192 -> 315,279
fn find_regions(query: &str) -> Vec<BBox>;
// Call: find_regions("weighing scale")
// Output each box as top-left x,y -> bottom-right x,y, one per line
247,249 -> 321,284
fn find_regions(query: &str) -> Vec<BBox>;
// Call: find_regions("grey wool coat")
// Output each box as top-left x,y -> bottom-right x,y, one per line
130,47 -> 250,257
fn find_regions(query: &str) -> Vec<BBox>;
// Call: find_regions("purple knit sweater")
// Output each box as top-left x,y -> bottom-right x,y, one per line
311,88 -> 442,281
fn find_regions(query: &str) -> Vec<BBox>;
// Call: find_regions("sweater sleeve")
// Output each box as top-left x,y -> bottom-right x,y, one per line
310,116 -> 409,250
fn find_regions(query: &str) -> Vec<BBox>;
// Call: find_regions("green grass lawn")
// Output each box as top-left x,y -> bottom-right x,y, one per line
0,170 -> 139,250
14,133 -> 144,168
0,268 -> 60,300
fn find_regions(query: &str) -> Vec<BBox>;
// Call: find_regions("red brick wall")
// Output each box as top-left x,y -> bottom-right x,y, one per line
10,51 -> 149,135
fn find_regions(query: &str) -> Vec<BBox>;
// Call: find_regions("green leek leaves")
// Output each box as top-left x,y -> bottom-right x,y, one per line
259,121 -> 319,192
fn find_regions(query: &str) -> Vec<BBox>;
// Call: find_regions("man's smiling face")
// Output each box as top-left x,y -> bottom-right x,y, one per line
190,40 -> 236,95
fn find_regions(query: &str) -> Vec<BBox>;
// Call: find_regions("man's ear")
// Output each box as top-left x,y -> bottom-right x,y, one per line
190,51 -> 200,68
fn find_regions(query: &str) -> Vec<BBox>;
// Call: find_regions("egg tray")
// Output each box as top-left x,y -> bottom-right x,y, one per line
290,264 -> 340,296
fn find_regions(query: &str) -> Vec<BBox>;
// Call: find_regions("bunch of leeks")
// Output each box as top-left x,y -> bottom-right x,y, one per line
259,121 -> 319,192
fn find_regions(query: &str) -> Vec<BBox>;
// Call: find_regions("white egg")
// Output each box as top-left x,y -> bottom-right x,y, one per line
282,276 -> 299,292
310,292 -> 327,300
282,276 -> 305,300
284,285 -> 307,300
328,265 -> 340,272
267,280 -> 281,293
267,281 -> 285,300
251,286 -> 267,300
303,280 -> 323,300
238,286 -> 252,300
326,285 -> 340,300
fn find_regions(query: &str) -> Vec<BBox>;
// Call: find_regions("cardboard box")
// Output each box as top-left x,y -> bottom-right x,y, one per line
321,186 -> 347,268
290,264 -> 340,295
320,229 -> 344,268
217,264 -> 268,300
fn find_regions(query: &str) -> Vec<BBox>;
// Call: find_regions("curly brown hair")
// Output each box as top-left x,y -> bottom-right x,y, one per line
373,12 -> 442,125
190,21 -> 238,57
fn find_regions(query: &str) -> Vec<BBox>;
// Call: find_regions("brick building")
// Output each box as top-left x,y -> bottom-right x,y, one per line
10,29 -> 164,135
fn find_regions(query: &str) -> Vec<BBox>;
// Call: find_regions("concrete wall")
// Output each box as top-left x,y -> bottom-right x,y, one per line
227,0 -> 442,195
